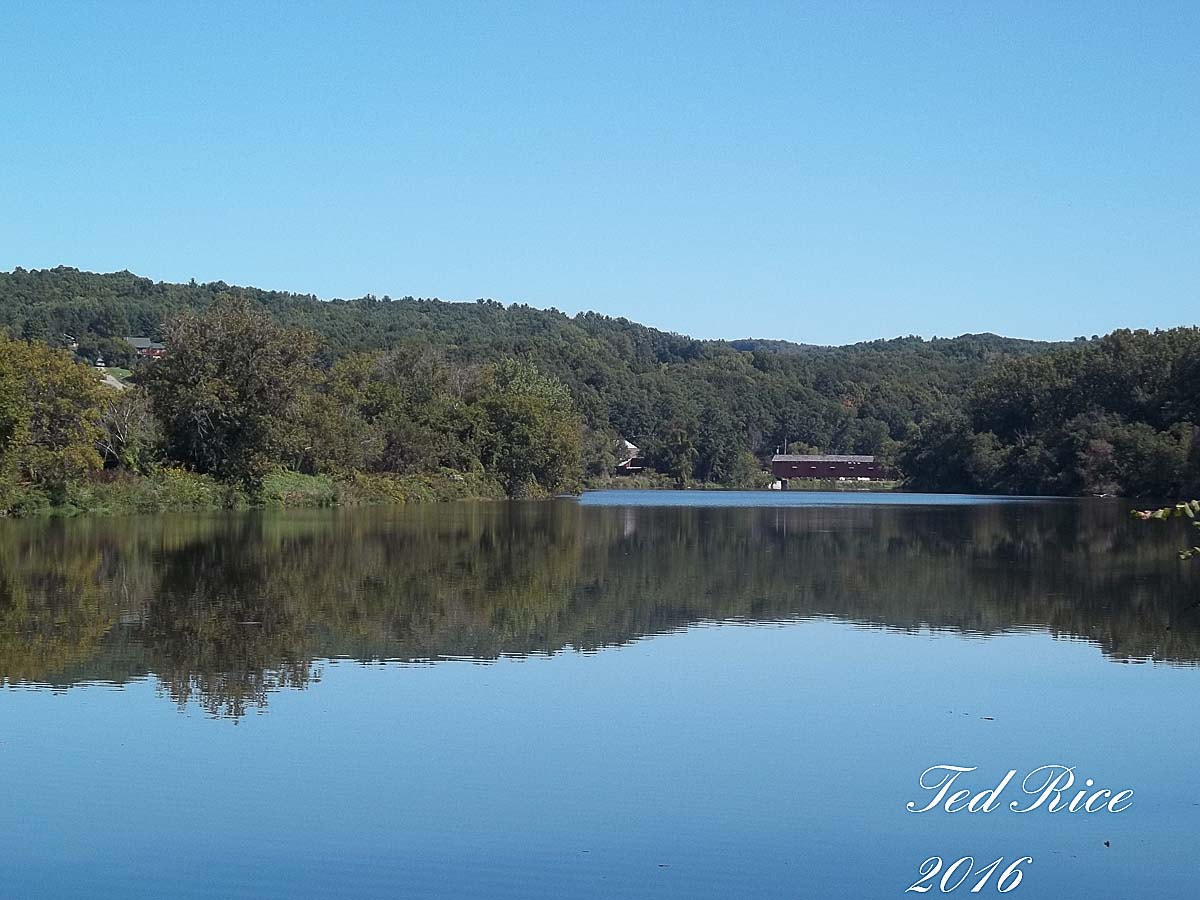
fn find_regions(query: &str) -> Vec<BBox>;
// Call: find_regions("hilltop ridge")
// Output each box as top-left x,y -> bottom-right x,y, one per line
4,266 -> 1196,499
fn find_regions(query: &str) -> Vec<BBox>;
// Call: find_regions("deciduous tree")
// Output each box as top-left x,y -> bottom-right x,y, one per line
143,296 -> 317,486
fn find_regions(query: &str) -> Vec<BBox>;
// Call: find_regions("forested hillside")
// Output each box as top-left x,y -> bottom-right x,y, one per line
901,329 -> 1200,498
2,266 -> 1197,499
0,266 -> 1054,484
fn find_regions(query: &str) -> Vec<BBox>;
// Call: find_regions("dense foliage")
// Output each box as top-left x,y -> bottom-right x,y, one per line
0,288 -> 587,511
1,266 -> 1196,499
0,334 -> 105,506
143,300 -> 319,484
0,267 -> 1059,484
900,329 -> 1200,498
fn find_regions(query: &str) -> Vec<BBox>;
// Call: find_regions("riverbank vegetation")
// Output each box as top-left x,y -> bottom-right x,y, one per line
900,329 -> 1200,497
1,266 -> 1198,510
0,296 -> 573,515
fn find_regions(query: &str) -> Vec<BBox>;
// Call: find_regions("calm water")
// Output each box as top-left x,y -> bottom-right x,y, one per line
1,491 -> 1197,898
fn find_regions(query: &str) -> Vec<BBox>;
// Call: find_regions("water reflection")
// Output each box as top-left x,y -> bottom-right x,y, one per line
1,498 -> 1195,716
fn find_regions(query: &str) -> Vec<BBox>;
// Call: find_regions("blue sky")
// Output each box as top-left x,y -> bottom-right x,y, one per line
1,2 -> 1195,344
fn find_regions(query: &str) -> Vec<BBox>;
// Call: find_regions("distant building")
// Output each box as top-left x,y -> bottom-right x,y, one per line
771,454 -> 883,481
124,336 -> 166,358
614,438 -> 647,474
617,439 -> 639,459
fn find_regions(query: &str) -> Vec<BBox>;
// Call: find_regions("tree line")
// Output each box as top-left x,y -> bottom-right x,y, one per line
0,267 -> 1055,484
900,328 -> 1200,497
1,265 -> 1197,501
1,296 -> 582,511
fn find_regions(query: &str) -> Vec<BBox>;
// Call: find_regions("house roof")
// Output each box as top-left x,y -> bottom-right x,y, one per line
124,336 -> 164,350
772,454 -> 876,463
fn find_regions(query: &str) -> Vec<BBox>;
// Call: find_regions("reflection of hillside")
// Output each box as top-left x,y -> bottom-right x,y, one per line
0,500 -> 1196,716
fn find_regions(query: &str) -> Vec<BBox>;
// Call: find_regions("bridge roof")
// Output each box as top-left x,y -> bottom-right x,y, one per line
771,454 -> 875,463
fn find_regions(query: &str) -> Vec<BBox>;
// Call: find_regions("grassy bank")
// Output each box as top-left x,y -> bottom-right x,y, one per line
1,468 -> 509,517
4,470 -> 903,518
583,473 -> 899,491
585,472 -> 774,491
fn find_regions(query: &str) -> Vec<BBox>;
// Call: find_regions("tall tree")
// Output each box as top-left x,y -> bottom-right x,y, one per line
0,336 -> 105,501
477,359 -> 582,495
143,296 -> 317,486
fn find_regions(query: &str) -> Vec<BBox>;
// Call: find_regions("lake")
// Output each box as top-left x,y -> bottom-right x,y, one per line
1,491 -> 1196,898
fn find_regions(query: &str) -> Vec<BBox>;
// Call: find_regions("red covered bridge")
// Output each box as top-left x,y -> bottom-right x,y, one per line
771,454 -> 883,481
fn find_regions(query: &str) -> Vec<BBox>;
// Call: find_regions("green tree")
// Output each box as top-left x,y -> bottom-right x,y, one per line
896,415 -> 977,492
0,349 -> 30,506
0,336 -> 105,501
143,297 -> 317,486
645,417 -> 700,485
477,359 -> 581,495
580,427 -> 619,477
694,405 -> 744,483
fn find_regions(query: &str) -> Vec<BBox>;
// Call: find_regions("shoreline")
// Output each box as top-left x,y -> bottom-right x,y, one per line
3,469 -> 910,519
6,472 -> 1113,519
0,469 -> 511,518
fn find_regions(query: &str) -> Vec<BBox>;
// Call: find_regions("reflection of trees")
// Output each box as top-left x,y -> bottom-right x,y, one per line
142,517 -> 319,717
0,500 -> 1196,716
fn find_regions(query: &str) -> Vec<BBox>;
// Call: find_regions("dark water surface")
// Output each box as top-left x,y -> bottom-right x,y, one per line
1,492 -> 1197,898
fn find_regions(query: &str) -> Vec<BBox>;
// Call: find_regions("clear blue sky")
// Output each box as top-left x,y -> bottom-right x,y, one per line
1,2 -> 1195,345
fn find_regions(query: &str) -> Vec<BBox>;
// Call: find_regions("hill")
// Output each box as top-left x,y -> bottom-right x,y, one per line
0,266 -> 1055,480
